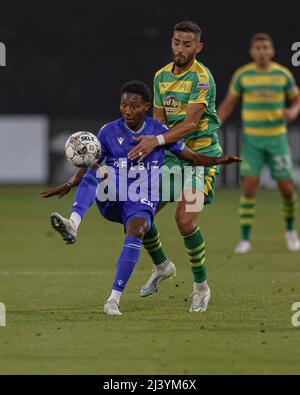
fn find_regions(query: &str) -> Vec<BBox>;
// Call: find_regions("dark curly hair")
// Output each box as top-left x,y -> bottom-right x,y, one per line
121,80 -> 151,103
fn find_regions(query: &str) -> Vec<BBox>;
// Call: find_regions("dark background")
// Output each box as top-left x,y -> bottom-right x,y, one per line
1,0 -> 300,118
1,0 -> 300,185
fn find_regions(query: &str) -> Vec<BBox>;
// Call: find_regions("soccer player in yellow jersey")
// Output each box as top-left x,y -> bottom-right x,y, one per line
42,22 -> 236,313
129,21 -> 223,311
218,33 -> 300,253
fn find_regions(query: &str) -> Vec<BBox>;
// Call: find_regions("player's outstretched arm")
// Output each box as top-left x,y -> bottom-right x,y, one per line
40,164 -> 107,199
128,103 -> 206,161
217,92 -> 239,124
40,168 -> 87,199
176,147 -> 241,166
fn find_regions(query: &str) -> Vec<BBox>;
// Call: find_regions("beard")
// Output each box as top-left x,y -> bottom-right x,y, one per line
173,53 -> 194,68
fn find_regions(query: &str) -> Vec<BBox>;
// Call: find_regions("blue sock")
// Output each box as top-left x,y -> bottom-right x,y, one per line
72,169 -> 98,219
113,236 -> 143,292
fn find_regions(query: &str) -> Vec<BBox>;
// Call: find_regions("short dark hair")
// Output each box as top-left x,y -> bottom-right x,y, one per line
174,20 -> 201,41
121,80 -> 151,103
250,32 -> 274,47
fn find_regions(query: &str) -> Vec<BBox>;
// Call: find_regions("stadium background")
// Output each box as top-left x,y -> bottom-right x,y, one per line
0,0 -> 300,187
1,1 -> 300,375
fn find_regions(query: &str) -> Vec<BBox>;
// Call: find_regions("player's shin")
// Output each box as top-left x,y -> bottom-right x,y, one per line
143,223 -> 168,267
282,193 -> 298,231
183,226 -> 207,288
70,170 -> 99,231
239,196 -> 256,240
108,236 -> 143,305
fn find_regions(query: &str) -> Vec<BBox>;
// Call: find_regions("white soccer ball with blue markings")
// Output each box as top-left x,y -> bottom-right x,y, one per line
64,131 -> 101,168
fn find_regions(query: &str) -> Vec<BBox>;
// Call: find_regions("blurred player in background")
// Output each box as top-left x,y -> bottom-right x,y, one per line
218,33 -> 300,253
42,81 -> 239,315
128,21 -> 222,312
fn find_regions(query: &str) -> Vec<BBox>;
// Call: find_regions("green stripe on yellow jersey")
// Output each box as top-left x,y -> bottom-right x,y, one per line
154,59 -> 220,151
229,62 -> 299,137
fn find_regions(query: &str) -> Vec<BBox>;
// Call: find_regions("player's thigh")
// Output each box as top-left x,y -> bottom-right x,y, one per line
266,134 -> 293,181
160,155 -> 183,203
96,200 -> 124,224
175,189 -> 204,234
183,144 -> 222,207
240,135 -> 265,177
203,162 -> 220,206
161,146 -> 221,207
122,200 -> 156,232
177,188 -> 205,213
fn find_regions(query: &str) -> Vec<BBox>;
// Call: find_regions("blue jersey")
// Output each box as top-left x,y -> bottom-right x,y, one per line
96,116 -> 185,203
73,116 -> 184,229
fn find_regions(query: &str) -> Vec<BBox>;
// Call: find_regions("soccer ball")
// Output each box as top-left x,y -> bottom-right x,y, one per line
64,131 -> 101,168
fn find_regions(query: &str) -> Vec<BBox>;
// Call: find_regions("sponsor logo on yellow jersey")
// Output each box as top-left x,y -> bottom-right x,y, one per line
163,95 -> 182,114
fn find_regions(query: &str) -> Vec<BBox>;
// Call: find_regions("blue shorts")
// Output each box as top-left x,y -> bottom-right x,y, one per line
96,198 -> 156,230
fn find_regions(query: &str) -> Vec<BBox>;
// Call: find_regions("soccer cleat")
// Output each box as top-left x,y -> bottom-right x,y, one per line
50,212 -> 77,245
234,240 -> 252,254
189,288 -> 210,313
139,260 -> 176,297
103,299 -> 122,316
285,230 -> 300,252
189,287 -> 211,313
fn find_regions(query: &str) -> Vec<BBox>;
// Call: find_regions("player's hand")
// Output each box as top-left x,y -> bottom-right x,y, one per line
217,155 -> 242,165
283,107 -> 299,123
40,183 -> 71,199
128,136 -> 159,162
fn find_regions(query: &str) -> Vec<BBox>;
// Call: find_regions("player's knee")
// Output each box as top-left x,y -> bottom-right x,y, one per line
127,226 -> 147,240
282,190 -> 294,200
243,185 -> 257,198
278,181 -> 294,199
126,218 -> 148,240
244,191 -> 256,199
175,213 -> 196,235
242,177 -> 259,198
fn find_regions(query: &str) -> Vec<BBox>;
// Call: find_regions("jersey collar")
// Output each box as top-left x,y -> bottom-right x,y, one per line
253,62 -> 274,72
123,120 -> 146,136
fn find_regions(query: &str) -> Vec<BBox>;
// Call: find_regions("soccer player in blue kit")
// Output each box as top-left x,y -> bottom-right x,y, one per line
43,81 -> 240,315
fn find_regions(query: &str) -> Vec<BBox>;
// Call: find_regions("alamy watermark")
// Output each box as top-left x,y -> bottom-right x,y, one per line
0,42 -> 6,66
0,303 -> 6,326
291,42 -> 300,67
291,302 -> 300,327
92,160 -> 205,213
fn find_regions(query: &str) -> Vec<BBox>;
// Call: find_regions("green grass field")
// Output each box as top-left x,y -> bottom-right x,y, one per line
0,186 -> 299,374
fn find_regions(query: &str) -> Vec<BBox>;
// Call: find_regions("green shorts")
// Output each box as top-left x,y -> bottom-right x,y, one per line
160,143 -> 223,205
240,133 -> 293,180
